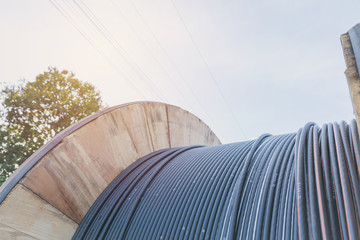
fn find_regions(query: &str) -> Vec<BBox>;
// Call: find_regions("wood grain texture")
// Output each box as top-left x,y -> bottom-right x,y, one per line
143,102 -> 171,151
0,185 -> 77,240
167,104 -> 221,147
21,113 -> 139,223
0,223 -> 37,240
1,102 -> 220,239
113,103 -> 154,157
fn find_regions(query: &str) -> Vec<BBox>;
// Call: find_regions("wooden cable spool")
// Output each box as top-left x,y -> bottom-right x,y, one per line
0,102 -> 220,239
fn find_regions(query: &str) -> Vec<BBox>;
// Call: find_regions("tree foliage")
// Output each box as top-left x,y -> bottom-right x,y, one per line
0,67 -> 103,185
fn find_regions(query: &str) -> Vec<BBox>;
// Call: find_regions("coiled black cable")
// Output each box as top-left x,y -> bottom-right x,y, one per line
73,120 -> 360,240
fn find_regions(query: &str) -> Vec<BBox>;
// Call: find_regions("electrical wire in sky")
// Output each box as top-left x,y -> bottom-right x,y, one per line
126,0 -> 226,140
110,0 -> 196,114
51,0 -> 167,102
72,0 -> 168,102
51,0 -> 244,140
48,0 -> 148,100
170,0 -> 247,139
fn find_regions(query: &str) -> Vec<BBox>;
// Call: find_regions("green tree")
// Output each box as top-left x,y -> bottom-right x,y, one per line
0,67 -> 104,185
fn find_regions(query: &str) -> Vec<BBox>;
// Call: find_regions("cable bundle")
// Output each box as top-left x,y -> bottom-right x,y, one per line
73,120 -> 360,240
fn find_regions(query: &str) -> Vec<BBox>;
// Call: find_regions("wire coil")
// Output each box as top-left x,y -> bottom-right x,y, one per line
73,120 -> 360,240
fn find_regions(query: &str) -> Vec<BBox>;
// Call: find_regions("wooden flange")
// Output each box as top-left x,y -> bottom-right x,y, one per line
0,102 -> 221,239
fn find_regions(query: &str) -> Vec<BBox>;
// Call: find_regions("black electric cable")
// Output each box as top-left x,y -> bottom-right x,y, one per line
73,120 -> 360,239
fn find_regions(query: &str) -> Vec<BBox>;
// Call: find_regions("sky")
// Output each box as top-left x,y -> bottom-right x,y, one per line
0,0 -> 359,143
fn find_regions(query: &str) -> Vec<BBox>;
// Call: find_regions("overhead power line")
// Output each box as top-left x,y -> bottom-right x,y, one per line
48,0 -> 148,99
110,0 -> 195,113
126,0 -> 225,139
170,0 -> 247,139
50,0 -> 168,101
73,0 -> 168,102
50,0 -> 243,140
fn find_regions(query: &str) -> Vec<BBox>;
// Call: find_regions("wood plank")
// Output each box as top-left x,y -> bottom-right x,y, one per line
0,185 -> 77,240
341,33 -> 360,134
142,102 -> 170,151
21,113 -> 139,224
112,104 -> 154,157
167,105 -> 192,147
209,131 -> 222,146
21,148 -> 105,224
0,223 -> 37,240
167,104 -> 220,147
